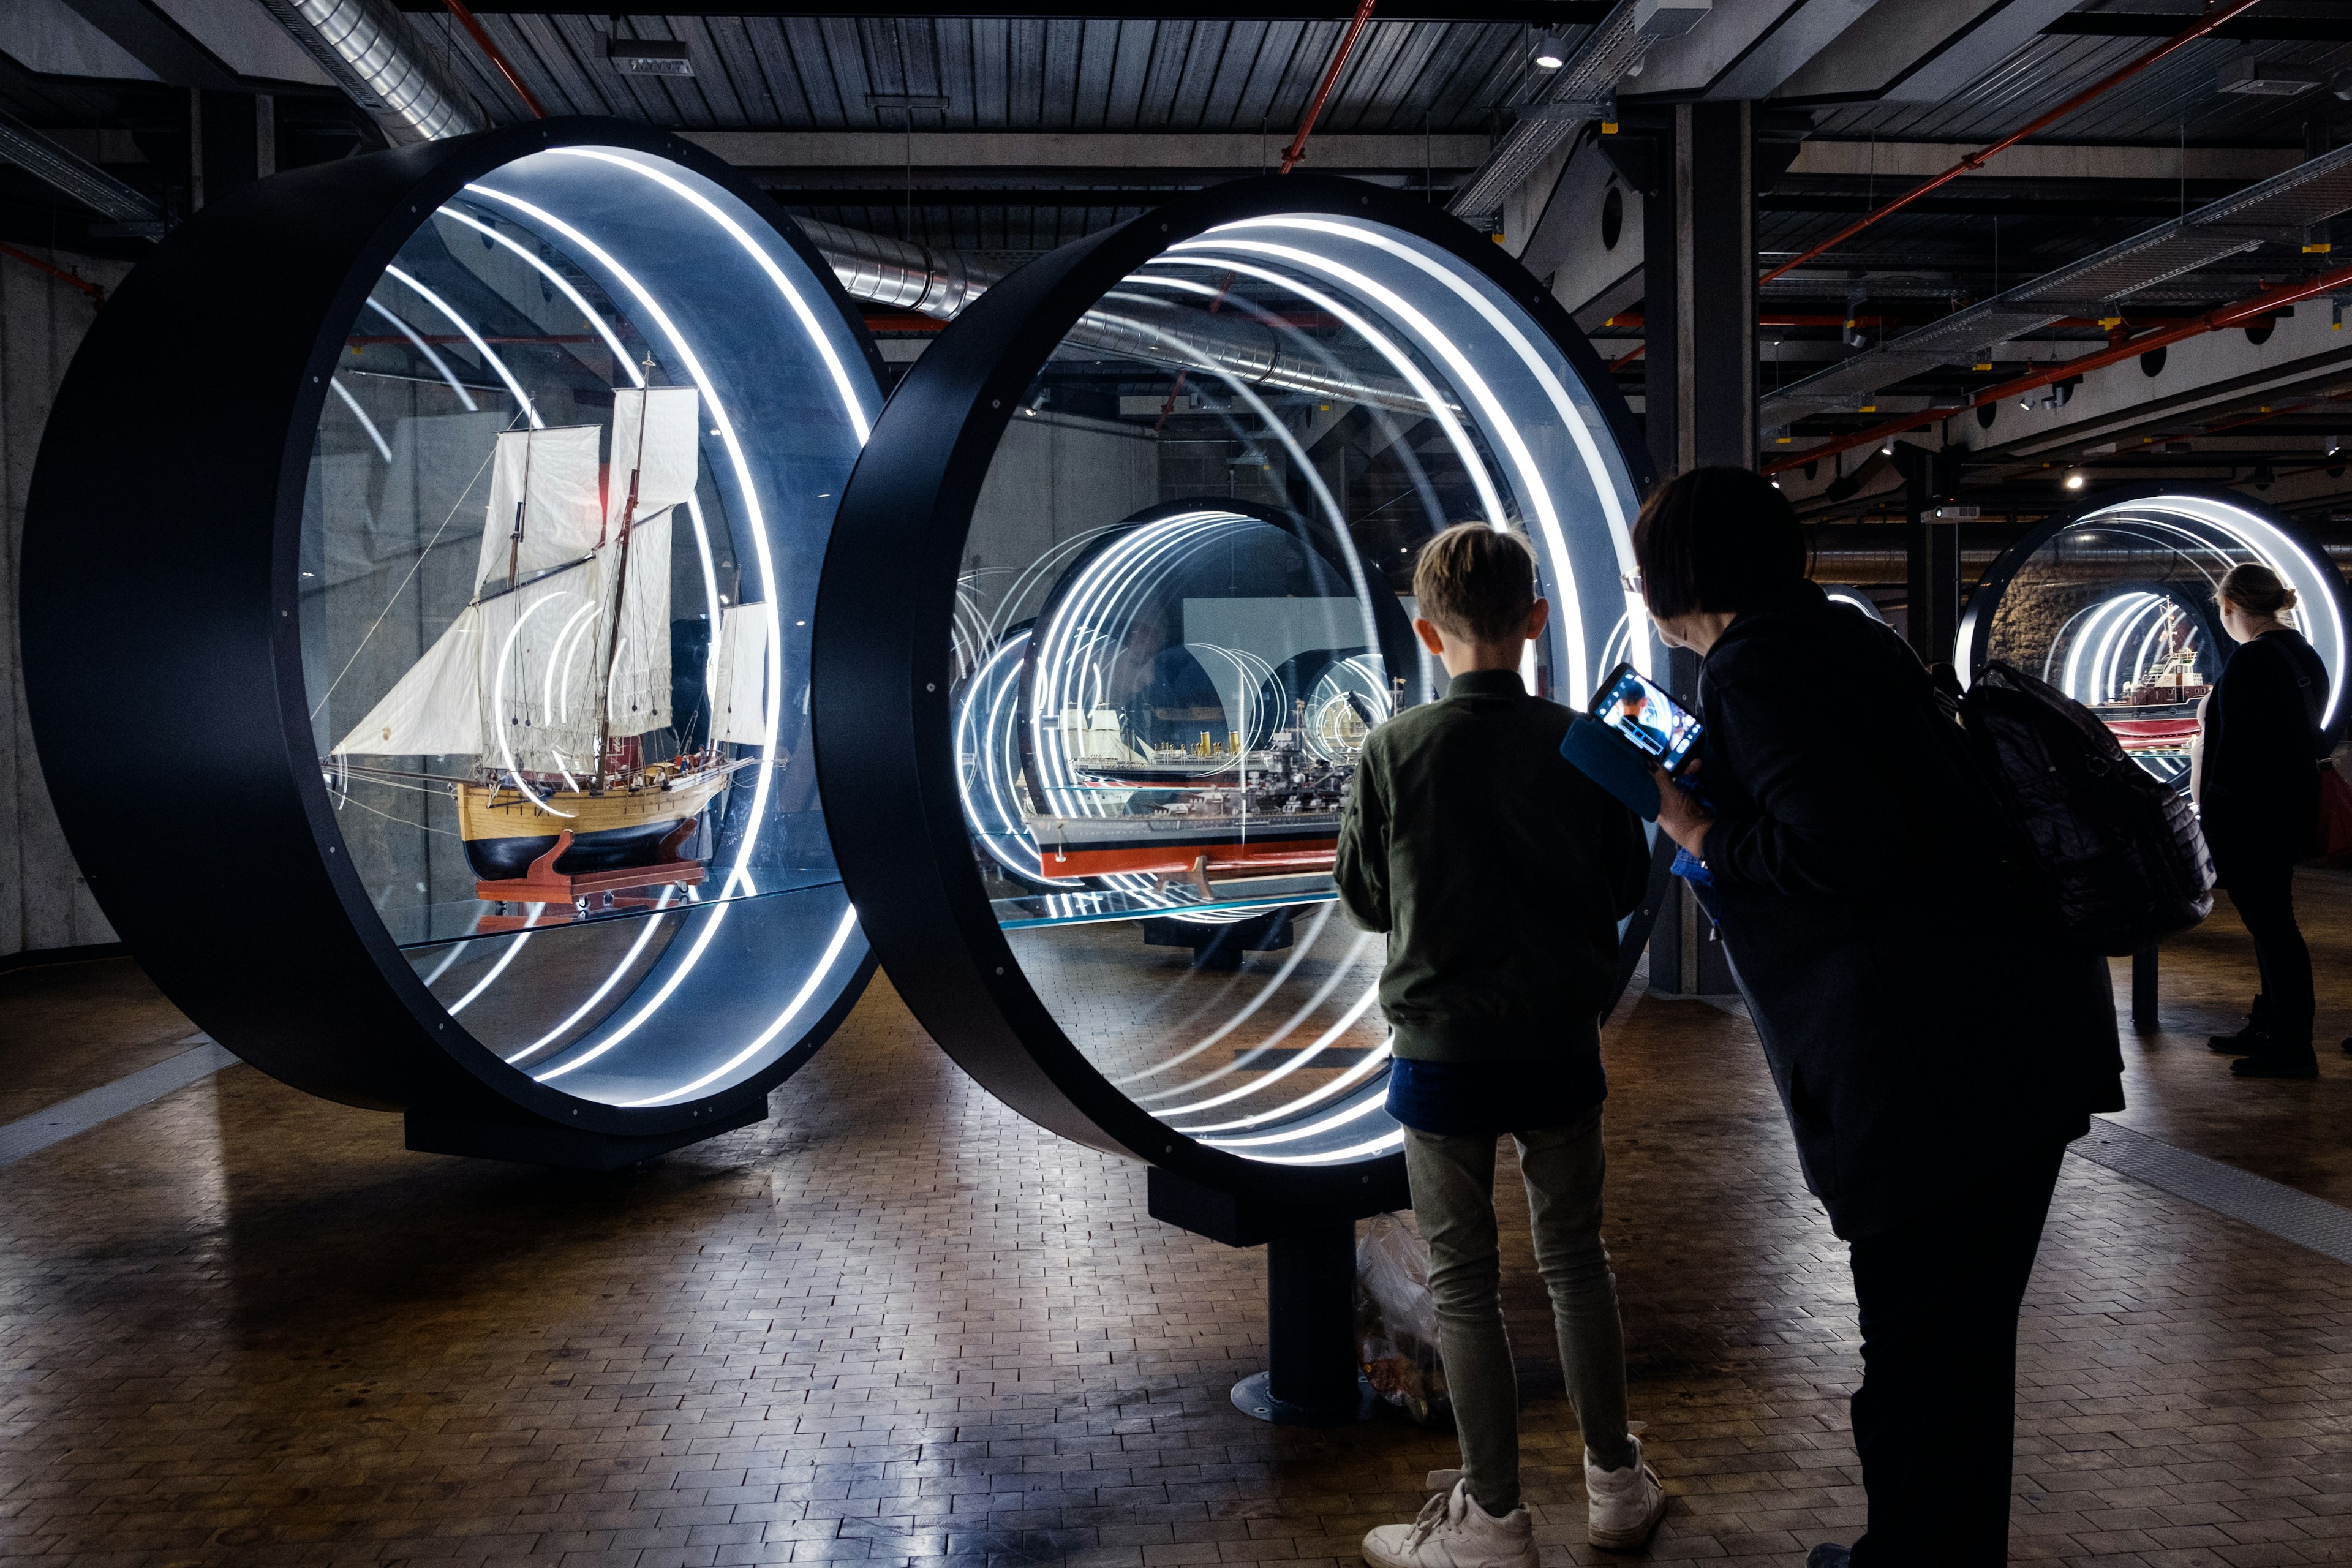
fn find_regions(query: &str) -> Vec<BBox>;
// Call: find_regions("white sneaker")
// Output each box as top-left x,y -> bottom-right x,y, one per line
1362,1479 -> 1538,1568
1585,1435 -> 1668,1550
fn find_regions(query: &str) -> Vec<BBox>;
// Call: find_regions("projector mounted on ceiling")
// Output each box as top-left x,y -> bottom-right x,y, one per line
608,38 -> 692,78
2217,59 -> 2321,97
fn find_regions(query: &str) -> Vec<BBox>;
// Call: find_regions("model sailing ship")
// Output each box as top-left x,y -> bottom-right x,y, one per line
329,384 -> 770,890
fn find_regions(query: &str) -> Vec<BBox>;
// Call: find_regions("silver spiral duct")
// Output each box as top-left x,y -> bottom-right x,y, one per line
793,217 -> 1001,320
255,0 -> 483,145
791,223 -> 1435,415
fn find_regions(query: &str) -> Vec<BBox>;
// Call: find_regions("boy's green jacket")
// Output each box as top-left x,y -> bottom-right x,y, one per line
1335,668 -> 1651,1063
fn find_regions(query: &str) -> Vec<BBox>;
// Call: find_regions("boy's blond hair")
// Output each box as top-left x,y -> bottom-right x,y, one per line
1412,522 -> 1537,643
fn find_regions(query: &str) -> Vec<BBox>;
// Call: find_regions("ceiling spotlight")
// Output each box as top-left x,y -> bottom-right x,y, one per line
2329,434 -> 2343,458
1532,32 -> 1570,69
2064,471 -> 2086,491
2253,459 -> 2278,489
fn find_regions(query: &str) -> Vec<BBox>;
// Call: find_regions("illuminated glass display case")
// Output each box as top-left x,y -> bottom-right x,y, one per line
815,176 -> 1657,1214
24,120 -> 881,1163
1957,490 -> 2350,791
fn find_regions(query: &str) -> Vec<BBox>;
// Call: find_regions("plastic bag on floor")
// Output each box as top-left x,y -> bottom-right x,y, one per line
1357,1213 -> 1450,1425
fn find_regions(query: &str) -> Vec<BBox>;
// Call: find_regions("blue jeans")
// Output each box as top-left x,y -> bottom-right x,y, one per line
1403,1106 -> 1635,1514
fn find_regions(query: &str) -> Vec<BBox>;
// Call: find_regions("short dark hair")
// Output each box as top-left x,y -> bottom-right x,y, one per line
1631,467 -> 1805,620
1413,522 -> 1537,643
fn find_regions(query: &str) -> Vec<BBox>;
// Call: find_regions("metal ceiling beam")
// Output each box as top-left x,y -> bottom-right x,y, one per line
1762,138 -> 2352,429
384,1 -> 1609,14
2046,12 -> 2352,42
49,0 -> 248,91
0,108 -> 162,227
1785,141 -> 2297,184
683,130 -> 1491,174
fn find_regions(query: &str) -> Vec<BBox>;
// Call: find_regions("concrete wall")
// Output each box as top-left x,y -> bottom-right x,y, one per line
2,247 -> 132,958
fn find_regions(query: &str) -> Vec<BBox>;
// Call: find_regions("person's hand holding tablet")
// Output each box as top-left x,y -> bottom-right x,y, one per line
1650,757 -> 1713,858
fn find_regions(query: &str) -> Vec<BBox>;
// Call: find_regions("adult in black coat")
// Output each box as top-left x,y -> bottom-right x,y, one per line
2199,562 -> 2331,1078
1634,467 -> 2122,1568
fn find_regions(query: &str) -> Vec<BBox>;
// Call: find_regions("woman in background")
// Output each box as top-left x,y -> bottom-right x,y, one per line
1637,466 -> 2121,1568
2201,562 -> 2330,1079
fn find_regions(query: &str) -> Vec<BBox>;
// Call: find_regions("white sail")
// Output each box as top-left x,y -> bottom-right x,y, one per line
603,508 -> 673,739
330,605 -> 483,756
606,387 -> 701,532
710,603 -> 771,745
473,424 -> 603,591
478,561 -> 605,777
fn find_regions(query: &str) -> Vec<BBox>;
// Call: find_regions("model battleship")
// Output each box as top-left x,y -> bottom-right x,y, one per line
1027,697 -> 1368,883
328,383 -> 766,888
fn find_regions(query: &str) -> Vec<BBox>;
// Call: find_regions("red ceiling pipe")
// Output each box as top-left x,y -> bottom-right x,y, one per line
1758,0 -> 2264,288
1763,258 -> 2352,477
442,0 -> 548,119
0,241 -> 104,304
1279,0 -> 1377,174
1609,344 -> 1645,370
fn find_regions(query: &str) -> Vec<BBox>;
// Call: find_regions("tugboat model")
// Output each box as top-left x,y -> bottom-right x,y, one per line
2093,627 -> 2209,764
329,384 -> 761,915
1027,696 -> 1371,886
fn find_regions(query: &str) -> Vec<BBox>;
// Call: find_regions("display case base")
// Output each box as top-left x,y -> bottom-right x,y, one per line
1229,1370 -> 1382,1427
404,1103 -> 766,1170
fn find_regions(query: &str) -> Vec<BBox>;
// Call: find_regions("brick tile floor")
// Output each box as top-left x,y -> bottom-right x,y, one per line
2,891 -> 2351,1568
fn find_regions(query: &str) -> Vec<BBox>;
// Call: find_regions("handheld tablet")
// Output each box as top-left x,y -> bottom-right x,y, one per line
1589,662 -> 1703,775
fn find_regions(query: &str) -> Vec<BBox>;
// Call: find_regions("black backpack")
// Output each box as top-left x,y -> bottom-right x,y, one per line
1957,660 -> 2214,955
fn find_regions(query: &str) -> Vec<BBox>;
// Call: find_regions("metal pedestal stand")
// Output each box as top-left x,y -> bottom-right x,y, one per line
1147,1167 -> 1403,1427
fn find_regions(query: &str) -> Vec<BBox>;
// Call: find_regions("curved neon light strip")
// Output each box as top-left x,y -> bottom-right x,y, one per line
1249,1128 -> 1406,1165
501,887 -> 679,1065
364,298 -> 478,410
446,915 -> 541,1014
1182,1038 -> 1393,1135
1196,1076 -> 1393,1145
1144,983 -> 1382,1118
330,377 -> 393,462
1156,240 -> 1582,697
435,207 -> 644,389
382,264 -> 540,428
1137,932 -> 1373,1102
617,905 -> 861,1106
543,149 -> 870,447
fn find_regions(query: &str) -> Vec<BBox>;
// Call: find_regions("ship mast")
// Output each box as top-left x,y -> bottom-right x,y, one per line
506,431 -> 535,590
594,356 -> 657,793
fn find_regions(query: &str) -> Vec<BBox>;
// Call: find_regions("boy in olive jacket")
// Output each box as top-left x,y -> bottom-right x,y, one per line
1339,523 -> 1662,1568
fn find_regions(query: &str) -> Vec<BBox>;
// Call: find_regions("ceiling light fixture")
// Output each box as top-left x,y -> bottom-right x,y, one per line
1532,32 -> 1570,69
2064,471 -> 2086,491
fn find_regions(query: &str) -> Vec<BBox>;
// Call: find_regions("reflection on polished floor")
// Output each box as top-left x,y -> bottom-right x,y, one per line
6,871 -> 2352,1567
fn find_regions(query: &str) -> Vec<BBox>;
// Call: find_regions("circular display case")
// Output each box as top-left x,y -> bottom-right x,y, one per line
24,119 -> 883,1162
1956,488 -> 2351,792
816,175 -> 1657,1209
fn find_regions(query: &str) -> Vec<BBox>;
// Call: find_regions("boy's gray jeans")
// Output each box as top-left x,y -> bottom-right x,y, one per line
1403,1106 -> 1636,1515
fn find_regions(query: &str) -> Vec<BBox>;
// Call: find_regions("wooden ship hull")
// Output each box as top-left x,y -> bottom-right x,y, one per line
456,768 -> 733,880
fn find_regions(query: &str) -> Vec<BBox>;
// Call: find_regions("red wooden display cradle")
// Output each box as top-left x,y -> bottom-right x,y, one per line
472,821 -> 705,930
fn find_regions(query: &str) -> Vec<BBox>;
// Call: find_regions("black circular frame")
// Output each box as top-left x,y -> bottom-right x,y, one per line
22,118 -> 883,1158
813,174 -> 1656,1210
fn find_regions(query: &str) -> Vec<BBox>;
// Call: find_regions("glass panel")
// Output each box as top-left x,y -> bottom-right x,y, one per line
952,213 -> 1647,1165
1969,496 -> 2349,793
300,145 -> 877,1107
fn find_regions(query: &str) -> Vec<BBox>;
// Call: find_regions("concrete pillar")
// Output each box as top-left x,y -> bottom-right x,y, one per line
1,248 -> 133,958
1637,102 -> 1758,1000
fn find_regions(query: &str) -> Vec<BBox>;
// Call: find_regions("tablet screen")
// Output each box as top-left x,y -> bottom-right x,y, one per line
1593,664 -> 1702,773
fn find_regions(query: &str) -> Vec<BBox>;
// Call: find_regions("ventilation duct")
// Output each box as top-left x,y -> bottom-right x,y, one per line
254,0 -> 483,145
